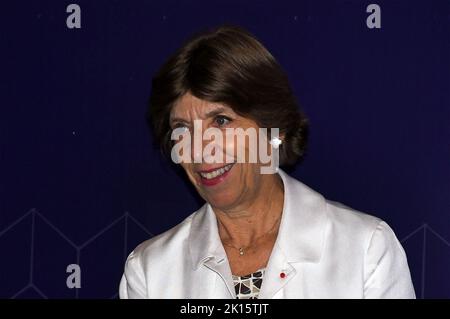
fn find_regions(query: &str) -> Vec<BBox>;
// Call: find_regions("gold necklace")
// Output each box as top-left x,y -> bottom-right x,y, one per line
222,214 -> 282,256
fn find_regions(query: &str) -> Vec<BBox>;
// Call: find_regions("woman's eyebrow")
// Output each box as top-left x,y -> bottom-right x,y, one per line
170,107 -> 229,126
169,117 -> 189,126
204,107 -> 228,118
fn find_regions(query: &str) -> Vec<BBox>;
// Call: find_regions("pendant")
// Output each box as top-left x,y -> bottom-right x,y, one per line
239,247 -> 244,256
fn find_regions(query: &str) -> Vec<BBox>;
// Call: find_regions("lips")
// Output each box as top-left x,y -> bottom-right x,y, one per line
197,163 -> 234,186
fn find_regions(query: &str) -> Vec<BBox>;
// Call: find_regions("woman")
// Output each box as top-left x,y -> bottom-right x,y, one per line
119,25 -> 415,299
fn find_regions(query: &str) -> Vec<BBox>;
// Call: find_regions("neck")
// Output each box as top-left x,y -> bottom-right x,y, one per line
214,173 -> 284,248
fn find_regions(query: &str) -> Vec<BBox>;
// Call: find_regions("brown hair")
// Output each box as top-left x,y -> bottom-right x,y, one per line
147,25 -> 309,166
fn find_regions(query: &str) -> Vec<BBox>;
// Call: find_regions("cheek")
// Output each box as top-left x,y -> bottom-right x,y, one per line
222,133 -> 237,161
222,133 -> 255,163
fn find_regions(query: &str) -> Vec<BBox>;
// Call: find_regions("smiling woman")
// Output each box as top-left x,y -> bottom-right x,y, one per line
119,25 -> 416,299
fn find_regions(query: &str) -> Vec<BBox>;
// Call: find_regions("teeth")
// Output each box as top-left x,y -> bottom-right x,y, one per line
200,164 -> 233,180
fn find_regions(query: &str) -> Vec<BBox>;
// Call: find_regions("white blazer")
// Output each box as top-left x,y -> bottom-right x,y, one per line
119,169 -> 416,299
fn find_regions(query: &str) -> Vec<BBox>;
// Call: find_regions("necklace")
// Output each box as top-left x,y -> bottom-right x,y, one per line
222,214 -> 282,256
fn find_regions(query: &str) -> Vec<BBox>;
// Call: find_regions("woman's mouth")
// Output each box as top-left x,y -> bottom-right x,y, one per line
198,163 -> 234,186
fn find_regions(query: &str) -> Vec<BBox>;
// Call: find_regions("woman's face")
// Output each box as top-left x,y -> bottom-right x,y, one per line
170,92 -> 271,211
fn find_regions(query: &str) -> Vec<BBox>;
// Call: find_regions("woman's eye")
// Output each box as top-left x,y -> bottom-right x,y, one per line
215,115 -> 232,127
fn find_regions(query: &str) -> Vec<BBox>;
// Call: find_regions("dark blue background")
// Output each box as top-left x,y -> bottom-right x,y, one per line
1,0 -> 449,298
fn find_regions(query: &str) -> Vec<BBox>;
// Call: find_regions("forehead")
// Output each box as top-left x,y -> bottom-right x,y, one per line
170,93 -> 228,119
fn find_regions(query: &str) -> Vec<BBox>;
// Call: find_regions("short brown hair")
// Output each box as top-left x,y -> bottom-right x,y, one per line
147,25 -> 309,166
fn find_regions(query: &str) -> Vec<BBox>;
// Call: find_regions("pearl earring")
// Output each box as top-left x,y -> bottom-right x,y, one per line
270,137 -> 282,149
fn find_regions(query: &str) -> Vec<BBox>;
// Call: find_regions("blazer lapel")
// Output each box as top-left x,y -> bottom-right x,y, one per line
188,203 -> 236,298
203,257 -> 236,298
258,243 -> 296,299
259,169 -> 329,298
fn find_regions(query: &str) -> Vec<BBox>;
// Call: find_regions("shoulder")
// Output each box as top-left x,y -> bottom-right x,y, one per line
325,199 -> 383,238
320,199 -> 414,297
129,209 -> 198,263
324,197 -> 406,254
285,171 -> 402,255
284,170 -> 385,243
295,179 -> 414,297
326,200 -> 406,266
119,208 -> 202,298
